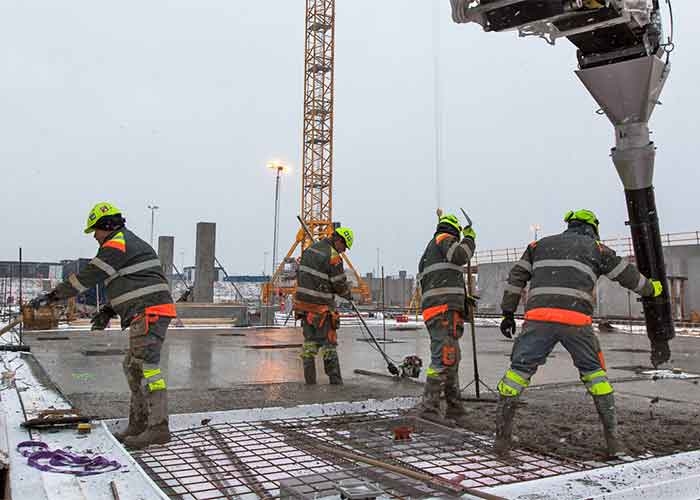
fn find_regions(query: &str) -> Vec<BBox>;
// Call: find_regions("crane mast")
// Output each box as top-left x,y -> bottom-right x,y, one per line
301,0 -> 336,245
262,0 -> 370,305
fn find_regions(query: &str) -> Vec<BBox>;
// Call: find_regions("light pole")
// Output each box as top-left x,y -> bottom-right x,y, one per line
148,204 -> 159,246
530,224 -> 542,242
267,160 -> 288,282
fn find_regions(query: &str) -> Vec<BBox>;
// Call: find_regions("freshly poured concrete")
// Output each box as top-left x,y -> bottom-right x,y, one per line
22,324 -> 700,419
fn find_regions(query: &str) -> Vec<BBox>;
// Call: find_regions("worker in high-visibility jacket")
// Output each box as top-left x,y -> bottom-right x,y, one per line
416,214 -> 476,425
495,209 -> 663,457
32,202 -> 176,449
293,227 -> 354,385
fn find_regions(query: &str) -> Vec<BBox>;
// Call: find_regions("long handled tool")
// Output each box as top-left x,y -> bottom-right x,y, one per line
295,216 -> 399,376
459,208 -> 497,401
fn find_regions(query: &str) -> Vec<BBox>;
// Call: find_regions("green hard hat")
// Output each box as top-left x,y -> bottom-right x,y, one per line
334,227 -> 354,249
85,202 -> 122,234
438,214 -> 462,233
564,209 -> 599,234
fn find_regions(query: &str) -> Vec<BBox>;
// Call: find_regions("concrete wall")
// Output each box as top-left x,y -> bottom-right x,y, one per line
476,244 -> 700,319
193,222 -> 216,303
365,271 -> 414,307
157,236 -> 174,287
476,262 -> 522,314
176,303 -> 248,326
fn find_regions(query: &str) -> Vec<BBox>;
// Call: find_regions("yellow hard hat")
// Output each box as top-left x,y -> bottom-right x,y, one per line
334,227 -> 354,249
84,202 -> 122,234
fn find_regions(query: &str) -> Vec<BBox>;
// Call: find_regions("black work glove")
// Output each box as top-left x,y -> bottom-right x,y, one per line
650,339 -> 671,368
500,312 -> 516,339
91,305 -> 116,331
28,291 -> 57,309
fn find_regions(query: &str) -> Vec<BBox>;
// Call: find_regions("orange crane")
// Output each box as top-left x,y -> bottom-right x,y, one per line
262,0 -> 370,304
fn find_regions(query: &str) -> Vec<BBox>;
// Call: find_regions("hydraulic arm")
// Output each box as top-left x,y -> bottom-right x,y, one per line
449,0 -> 675,365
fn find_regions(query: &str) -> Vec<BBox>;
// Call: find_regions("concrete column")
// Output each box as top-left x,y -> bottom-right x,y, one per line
193,222 -> 216,303
157,236 -> 175,283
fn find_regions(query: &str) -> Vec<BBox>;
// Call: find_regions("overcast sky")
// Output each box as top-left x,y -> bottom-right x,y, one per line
1,1 -> 698,276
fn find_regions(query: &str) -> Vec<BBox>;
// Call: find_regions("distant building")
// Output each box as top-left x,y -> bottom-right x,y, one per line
0,261 -> 63,280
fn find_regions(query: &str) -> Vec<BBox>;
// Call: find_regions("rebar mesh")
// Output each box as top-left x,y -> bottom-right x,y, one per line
132,409 -> 593,499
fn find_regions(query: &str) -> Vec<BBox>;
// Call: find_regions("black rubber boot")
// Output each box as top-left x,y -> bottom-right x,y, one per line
303,358 -> 317,385
416,377 -> 453,426
494,395 -> 519,456
323,352 -> 343,385
124,389 -> 170,450
444,373 -> 469,427
594,393 -> 624,458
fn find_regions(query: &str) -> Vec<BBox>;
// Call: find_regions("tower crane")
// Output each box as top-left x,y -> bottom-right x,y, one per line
262,0 -> 370,304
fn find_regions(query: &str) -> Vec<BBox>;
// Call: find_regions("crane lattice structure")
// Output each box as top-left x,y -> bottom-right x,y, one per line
262,0 -> 370,304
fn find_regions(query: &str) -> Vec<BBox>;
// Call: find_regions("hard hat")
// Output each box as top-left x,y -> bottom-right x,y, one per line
564,209 -> 599,234
438,214 -> 462,233
334,227 -> 354,249
84,202 -> 122,234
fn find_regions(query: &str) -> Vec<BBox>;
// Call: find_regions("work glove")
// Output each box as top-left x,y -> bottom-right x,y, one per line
91,305 -> 116,331
650,279 -> 663,297
462,226 -> 476,241
650,339 -> 671,367
28,291 -> 57,309
500,312 -> 516,339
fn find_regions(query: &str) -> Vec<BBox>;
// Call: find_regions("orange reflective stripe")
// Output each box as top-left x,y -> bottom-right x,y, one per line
102,240 -> 126,252
422,304 -> 449,322
145,304 -> 177,318
293,300 -> 330,314
524,307 -> 592,326
598,351 -> 607,371
435,233 -> 453,245
330,255 -> 342,266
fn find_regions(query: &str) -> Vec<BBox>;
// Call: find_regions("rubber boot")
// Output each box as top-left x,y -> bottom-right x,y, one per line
303,358 -> 317,385
494,395 -> 519,456
113,391 -> 147,443
323,352 -> 343,385
594,393 -> 624,458
124,389 -> 171,449
444,373 -> 470,427
415,377 -> 453,426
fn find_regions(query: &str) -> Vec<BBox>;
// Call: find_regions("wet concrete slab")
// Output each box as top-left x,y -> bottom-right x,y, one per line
22,324 -> 700,419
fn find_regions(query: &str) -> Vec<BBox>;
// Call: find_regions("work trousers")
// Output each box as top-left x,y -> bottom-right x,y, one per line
498,320 -> 613,398
425,310 -> 464,384
300,311 -> 338,362
123,315 -> 170,425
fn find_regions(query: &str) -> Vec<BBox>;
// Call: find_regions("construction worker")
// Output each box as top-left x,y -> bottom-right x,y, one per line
294,227 -> 354,385
31,202 -> 176,449
495,209 -> 664,457
416,214 -> 476,425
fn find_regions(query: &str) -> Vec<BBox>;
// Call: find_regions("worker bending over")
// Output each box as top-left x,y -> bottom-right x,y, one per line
32,203 -> 176,449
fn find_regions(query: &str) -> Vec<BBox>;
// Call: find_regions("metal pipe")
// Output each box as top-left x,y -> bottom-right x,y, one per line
272,168 -> 282,296
18,247 -> 23,345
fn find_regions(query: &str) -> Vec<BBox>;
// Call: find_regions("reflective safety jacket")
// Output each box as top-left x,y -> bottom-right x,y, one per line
294,238 -> 350,310
418,230 -> 475,320
54,228 -> 174,328
501,224 -> 655,326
